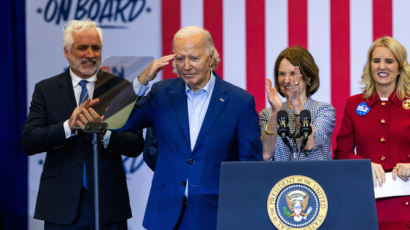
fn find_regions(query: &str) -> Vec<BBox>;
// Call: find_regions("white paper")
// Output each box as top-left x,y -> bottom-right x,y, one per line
374,172 -> 410,199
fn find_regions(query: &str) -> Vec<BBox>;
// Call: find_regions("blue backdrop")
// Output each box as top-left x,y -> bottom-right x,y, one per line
0,0 -> 27,230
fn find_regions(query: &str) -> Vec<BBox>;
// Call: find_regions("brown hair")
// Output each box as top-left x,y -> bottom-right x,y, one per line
274,46 -> 320,97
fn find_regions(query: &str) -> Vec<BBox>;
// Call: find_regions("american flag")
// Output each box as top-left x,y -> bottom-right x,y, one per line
158,0 -> 410,144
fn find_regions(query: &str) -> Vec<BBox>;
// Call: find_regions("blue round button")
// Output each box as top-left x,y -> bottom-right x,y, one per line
356,102 -> 370,116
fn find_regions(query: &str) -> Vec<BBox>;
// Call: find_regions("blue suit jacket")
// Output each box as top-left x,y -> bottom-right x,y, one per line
123,73 -> 262,229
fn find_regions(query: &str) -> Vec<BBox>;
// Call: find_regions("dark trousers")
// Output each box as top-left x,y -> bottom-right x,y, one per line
45,188 -> 127,230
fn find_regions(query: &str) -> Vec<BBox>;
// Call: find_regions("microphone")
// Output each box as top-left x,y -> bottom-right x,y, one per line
300,110 -> 312,139
299,110 -> 312,154
277,110 -> 289,138
277,110 -> 293,160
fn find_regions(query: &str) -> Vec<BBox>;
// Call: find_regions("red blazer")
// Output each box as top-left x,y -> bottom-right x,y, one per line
335,92 -> 410,229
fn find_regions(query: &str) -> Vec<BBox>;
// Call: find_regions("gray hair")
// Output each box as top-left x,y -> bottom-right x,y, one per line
63,19 -> 103,53
172,25 -> 220,72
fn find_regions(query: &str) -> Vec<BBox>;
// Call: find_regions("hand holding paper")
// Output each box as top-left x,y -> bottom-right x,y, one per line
374,172 -> 410,199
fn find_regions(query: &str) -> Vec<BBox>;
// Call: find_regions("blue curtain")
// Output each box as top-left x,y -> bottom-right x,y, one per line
0,0 -> 28,229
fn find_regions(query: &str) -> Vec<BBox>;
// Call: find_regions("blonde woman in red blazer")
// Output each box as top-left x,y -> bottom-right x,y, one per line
335,36 -> 410,229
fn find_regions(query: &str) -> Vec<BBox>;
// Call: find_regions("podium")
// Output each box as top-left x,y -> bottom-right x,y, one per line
217,160 -> 378,230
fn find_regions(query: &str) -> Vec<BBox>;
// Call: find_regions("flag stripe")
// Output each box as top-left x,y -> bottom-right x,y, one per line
288,0 -> 308,48
181,0 -> 203,28
330,0 -> 350,148
350,0 -> 372,96
308,0 -> 331,104
223,0 -> 246,90
373,0 -> 393,40
246,0 -> 266,113
265,0 -> 288,107
393,0 -> 410,50
161,0 -> 180,79
204,0 -> 224,79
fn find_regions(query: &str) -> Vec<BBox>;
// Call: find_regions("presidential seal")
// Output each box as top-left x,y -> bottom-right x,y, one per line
267,175 -> 328,230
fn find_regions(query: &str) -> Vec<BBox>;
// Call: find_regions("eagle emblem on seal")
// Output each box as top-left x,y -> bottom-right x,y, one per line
284,190 -> 312,222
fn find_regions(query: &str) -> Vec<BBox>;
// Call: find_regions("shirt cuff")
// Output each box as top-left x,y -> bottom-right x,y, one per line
63,120 -> 73,139
102,130 -> 112,149
133,76 -> 149,96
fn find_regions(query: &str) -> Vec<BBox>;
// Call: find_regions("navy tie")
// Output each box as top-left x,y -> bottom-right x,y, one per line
79,80 -> 89,189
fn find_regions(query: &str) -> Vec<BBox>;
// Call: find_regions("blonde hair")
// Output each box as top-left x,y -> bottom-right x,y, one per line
172,26 -> 220,72
361,36 -> 410,99
63,19 -> 103,53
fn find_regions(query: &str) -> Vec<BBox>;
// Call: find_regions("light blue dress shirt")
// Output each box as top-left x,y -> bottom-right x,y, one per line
186,73 -> 216,150
184,72 -> 216,197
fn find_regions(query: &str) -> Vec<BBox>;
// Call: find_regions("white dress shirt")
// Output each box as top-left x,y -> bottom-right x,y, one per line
62,69 -> 111,147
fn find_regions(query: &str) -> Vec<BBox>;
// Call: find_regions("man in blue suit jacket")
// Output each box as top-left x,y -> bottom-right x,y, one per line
123,26 -> 262,229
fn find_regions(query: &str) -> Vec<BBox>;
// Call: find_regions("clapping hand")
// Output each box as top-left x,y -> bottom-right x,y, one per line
265,78 -> 283,112
69,98 -> 102,130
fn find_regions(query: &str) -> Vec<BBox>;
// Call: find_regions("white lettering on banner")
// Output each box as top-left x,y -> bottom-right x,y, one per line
40,0 -> 149,26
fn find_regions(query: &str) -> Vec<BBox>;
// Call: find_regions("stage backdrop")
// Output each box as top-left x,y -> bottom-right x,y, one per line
26,0 -> 410,229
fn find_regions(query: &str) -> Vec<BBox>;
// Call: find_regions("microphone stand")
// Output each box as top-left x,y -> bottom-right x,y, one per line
83,121 -> 108,230
281,135 -> 294,161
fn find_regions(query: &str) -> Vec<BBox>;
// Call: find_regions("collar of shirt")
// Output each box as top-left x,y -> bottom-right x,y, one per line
366,89 -> 402,107
70,68 -> 97,86
283,97 -> 313,112
70,68 -> 98,103
185,71 -> 216,97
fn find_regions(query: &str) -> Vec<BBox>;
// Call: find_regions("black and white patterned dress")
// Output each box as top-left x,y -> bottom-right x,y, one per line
259,97 -> 335,161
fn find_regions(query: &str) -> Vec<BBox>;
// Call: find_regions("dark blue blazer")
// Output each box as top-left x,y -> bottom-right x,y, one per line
123,73 -> 262,229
